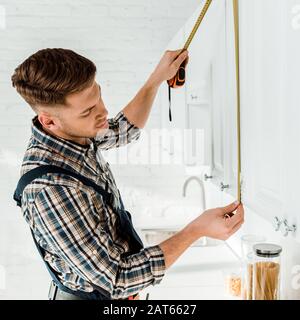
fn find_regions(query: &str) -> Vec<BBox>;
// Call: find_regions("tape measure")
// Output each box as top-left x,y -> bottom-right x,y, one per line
233,0 -> 242,202
167,0 -> 213,121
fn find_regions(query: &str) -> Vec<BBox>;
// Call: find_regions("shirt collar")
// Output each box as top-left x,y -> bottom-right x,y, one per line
31,116 -> 92,163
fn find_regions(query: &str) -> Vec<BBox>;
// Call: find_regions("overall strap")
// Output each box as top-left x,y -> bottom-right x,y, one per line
13,165 -> 113,299
13,164 -> 143,298
13,165 -> 113,208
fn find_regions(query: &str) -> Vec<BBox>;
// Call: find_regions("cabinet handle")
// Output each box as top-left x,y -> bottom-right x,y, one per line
220,182 -> 229,191
204,174 -> 213,181
273,216 -> 282,232
191,94 -> 198,100
279,219 -> 297,237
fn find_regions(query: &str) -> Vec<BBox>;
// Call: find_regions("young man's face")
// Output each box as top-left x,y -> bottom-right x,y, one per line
39,80 -> 109,143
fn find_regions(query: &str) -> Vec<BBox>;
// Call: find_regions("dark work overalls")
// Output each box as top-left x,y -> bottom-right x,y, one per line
13,165 -> 144,300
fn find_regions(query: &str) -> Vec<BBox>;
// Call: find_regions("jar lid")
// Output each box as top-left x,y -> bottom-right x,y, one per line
253,243 -> 282,257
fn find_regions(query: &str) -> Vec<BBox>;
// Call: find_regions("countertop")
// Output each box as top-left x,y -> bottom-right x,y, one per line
140,242 -> 242,300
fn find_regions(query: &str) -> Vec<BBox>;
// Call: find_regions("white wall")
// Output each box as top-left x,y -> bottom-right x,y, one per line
0,0 -> 200,299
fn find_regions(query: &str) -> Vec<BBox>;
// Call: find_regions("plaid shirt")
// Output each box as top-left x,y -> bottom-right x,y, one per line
20,111 -> 165,299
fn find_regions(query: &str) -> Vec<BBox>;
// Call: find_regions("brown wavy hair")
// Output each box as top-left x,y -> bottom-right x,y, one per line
11,48 -> 97,109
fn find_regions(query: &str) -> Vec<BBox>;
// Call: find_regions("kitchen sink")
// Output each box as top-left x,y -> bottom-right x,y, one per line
134,200 -> 222,247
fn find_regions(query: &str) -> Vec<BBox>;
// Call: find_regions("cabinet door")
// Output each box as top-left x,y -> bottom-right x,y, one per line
213,0 -> 245,201
240,0 -> 287,224
206,0 -> 241,195
284,0 -> 300,240
223,0 -> 239,199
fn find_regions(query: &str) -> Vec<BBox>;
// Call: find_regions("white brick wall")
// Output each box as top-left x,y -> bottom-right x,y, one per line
0,0 -> 199,299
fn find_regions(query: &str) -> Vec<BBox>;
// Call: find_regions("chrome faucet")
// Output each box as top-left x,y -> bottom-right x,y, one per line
182,176 -> 206,210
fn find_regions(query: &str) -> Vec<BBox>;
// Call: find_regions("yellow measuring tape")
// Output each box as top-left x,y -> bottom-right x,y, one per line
183,0 -> 213,50
233,0 -> 242,202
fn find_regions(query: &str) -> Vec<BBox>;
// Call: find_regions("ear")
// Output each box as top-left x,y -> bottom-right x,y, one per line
38,112 -> 59,131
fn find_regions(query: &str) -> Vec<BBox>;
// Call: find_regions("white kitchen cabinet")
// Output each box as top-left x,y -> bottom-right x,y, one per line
220,0 -> 300,242
162,0 -> 300,242
239,0 -> 291,228
285,0 -> 300,241
224,0 -> 240,199
208,0 -> 300,233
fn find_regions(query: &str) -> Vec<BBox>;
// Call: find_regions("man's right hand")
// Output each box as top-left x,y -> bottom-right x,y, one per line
187,201 -> 244,241
158,202 -> 244,270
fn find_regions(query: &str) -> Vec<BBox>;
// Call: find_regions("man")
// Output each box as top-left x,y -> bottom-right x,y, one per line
11,48 -> 244,300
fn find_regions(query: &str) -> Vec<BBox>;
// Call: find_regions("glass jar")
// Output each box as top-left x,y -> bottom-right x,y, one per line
252,243 -> 282,300
241,252 -> 254,300
224,267 -> 242,299
240,234 -> 266,300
